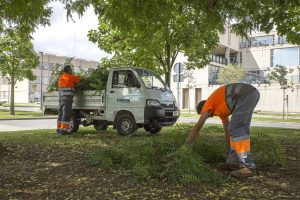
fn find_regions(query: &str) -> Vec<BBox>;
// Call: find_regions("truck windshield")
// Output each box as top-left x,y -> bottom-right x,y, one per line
136,69 -> 167,89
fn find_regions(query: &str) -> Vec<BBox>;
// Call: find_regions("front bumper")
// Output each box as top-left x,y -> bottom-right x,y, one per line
144,107 -> 179,126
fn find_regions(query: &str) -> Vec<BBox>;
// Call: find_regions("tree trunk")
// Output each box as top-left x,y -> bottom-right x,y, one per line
165,70 -> 170,87
10,77 -> 15,115
165,42 -> 171,87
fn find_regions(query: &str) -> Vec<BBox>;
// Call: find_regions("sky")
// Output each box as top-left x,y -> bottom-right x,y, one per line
32,2 -> 107,61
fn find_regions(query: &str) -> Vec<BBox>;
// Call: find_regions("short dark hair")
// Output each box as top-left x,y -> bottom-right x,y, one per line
196,100 -> 206,114
63,65 -> 72,73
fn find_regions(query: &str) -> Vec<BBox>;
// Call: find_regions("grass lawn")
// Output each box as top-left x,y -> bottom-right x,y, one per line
0,109 -> 54,119
0,124 -> 299,199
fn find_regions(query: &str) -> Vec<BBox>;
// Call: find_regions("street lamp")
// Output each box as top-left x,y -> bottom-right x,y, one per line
39,52 -> 43,112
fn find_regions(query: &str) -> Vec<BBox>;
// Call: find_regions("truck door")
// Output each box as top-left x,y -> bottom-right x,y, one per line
106,69 -> 144,123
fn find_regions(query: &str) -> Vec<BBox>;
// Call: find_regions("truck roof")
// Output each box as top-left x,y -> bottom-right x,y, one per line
111,67 -> 151,71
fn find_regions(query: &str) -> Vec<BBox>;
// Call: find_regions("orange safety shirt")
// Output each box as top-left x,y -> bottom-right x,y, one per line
58,73 -> 81,89
201,85 -> 231,123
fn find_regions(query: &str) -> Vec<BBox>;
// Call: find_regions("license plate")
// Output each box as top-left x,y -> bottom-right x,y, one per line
173,111 -> 179,116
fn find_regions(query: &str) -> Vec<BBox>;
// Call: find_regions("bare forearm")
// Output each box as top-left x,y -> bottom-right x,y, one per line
185,112 -> 208,144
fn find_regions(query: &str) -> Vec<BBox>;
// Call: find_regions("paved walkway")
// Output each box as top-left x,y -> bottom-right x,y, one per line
179,117 -> 300,130
0,117 -> 300,132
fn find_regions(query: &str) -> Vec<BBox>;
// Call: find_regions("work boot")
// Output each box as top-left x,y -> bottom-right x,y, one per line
230,167 -> 254,178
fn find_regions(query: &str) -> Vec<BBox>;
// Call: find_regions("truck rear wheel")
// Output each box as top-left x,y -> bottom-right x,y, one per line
69,112 -> 80,133
116,113 -> 137,136
144,124 -> 162,134
94,120 -> 108,131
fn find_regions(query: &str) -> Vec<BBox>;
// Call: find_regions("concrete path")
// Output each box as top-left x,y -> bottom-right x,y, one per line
0,117 -> 300,132
179,117 -> 300,129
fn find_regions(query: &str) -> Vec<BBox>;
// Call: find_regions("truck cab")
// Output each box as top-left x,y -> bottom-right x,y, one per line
105,67 -> 179,135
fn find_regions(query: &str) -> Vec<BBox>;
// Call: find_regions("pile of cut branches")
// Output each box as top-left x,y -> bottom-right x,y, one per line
47,63 -> 109,93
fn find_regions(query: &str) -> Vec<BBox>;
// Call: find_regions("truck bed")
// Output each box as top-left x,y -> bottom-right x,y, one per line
43,90 -> 105,110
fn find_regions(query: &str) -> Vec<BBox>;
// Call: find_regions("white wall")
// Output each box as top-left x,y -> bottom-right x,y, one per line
255,84 -> 300,113
173,83 -> 300,113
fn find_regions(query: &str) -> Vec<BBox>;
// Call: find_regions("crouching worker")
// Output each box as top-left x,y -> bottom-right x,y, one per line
57,64 -> 81,135
185,83 -> 260,177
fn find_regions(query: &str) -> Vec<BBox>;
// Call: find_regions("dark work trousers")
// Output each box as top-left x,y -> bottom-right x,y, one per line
57,96 -> 73,133
227,89 -> 260,169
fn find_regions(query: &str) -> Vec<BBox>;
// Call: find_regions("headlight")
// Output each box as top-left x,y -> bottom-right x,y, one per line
146,99 -> 161,107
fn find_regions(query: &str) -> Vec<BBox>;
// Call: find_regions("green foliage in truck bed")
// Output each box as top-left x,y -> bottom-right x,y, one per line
47,61 -> 109,93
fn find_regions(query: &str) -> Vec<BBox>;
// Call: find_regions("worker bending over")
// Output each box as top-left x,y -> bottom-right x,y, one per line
185,83 -> 260,177
57,65 -> 81,135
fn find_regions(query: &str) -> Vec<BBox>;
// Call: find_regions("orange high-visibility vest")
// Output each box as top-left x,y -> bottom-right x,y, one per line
201,85 -> 231,123
58,73 -> 81,96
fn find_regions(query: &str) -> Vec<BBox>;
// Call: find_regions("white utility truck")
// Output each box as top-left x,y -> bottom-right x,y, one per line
43,67 -> 179,135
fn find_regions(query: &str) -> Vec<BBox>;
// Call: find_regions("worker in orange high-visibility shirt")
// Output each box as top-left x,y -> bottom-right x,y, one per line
57,64 -> 81,135
185,83 -> 260,177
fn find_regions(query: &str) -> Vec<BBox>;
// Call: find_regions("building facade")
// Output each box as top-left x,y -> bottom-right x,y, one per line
171,27 -> 300,113
0,53 -> 99,104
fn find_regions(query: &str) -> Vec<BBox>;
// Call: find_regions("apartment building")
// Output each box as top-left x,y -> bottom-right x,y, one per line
171,27 -> 300,113
0,53 -> 99,104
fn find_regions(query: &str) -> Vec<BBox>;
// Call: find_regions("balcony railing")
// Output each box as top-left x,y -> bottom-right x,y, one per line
240,36 -> 288,49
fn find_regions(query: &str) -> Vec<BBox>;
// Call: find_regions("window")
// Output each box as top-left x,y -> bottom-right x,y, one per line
278,35 -> 287,45
209,65 -> 220,85
252,35 -> 274,47
136,68 -> 166,89
42,77 -> 49,85
270,49 -> 274,67
0,77 -> 9,85
112,70 -> 140,88
271,47 -> 300,67
1,91 -> 8,99
48,63 -> 54,70
239,52 -> 243,65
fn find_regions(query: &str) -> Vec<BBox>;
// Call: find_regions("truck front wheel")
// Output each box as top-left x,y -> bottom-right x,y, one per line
144,124 -> 162,134
116,113 -> 137,136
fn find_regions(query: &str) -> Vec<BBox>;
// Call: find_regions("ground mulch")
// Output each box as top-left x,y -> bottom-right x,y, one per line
0,141 -> 299,199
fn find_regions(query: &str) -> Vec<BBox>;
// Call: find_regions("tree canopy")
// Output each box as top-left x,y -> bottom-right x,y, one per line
267,65 -> 293,88
0,30 -> 39,114
0,0 -> 52,35
63,0 -> 300,87
217,64 -> 246,84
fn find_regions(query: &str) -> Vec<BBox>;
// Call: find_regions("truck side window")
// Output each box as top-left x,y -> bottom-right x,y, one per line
112,70 -> 140,88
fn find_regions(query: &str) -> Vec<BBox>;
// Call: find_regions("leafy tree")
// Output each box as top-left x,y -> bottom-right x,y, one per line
74,0 -> 224,86
217,64 -> 246,84
63,0 -> 300,87
0,31 -> 39,115
267,65 -> 294,120
267,65 -> 293,87
0,0 -> 52,35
